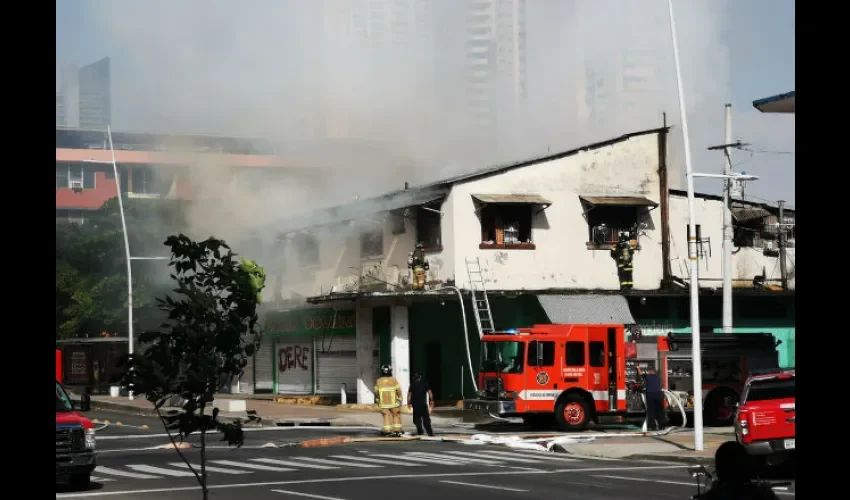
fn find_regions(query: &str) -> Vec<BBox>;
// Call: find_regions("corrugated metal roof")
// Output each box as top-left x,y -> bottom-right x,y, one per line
537,294 -> 635,325
472,194 -> 552,205
580,196 -> 658,207
731,206 -> 772,222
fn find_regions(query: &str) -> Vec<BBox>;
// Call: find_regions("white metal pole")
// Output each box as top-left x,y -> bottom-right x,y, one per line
722,104 -> 733,335
106,126 -> 135,401
666,0 -> 704,451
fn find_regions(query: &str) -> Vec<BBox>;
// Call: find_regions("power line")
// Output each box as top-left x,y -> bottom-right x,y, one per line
740,147 -> 795,155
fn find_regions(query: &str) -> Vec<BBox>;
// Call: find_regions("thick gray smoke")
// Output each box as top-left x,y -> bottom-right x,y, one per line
62,0 -> 794,301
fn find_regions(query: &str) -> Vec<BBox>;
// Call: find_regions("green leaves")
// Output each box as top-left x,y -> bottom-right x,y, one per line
128,234 -> 265,465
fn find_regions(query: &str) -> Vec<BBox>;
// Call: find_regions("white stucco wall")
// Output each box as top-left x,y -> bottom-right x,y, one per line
449,132 -> 665,291
668,195 -> 795,290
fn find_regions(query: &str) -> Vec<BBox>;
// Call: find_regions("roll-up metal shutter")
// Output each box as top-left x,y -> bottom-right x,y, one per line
237,347 -> 255,394
315,335 -> 357,395
275,336 -> 313,394
254,334 -> 275,393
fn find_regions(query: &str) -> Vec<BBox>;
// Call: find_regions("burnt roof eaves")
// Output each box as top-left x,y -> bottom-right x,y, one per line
669,188 -> 794,214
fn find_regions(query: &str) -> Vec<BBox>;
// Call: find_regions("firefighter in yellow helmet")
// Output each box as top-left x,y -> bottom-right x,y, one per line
610,233 -> 634,291
408,243 -> 430,291
374,364 -> 403,436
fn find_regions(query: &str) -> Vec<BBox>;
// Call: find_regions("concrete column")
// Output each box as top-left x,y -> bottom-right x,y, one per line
355,302 -> 376,404
390,304 -> 411,404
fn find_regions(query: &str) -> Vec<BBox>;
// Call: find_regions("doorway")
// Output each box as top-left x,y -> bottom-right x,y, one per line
425,343 -> 442,401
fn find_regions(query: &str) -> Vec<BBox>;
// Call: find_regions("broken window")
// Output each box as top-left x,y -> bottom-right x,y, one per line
416,207 -> 442,250
360,227 -> 383,259
480,204 -> 533,248
389,210 -> 406,235
732,207 -> 775,249
586,206 -> 639,245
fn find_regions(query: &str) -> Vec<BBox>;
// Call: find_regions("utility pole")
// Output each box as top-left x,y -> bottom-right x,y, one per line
721,104 -> 733,334
778,200 -> 788,289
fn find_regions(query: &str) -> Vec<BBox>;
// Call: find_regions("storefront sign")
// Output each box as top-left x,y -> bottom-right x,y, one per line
635,324 -> 676,337
265,308 -> 355,337
278,344 -> 311,373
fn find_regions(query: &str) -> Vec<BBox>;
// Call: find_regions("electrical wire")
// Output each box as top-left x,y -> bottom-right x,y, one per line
740,148 -> 795,155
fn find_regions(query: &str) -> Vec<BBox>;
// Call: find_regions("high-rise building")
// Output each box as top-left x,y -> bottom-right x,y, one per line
59,57 -> 111,129
56,93 -> 65,126
462,0 -> 528,135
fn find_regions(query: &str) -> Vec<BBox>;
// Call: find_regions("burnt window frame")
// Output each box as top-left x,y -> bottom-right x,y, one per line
479,203 -> 535,250
416,206 -> 442,251
586,205 -> 640,246
360,226 -> 384,259
296,233 -> 320,268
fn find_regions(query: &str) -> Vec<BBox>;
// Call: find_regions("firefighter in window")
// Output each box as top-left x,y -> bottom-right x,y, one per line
408,243 -> 430,290
611,231 -> 635,290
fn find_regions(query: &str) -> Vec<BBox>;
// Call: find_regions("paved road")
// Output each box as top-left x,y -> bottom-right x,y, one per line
55,440 -> 797,499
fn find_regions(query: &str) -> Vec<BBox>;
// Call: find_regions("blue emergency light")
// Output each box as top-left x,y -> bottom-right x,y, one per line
505,328 -> 518,335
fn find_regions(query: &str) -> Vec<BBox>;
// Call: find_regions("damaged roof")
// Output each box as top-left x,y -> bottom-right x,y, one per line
275,127 -> 670,233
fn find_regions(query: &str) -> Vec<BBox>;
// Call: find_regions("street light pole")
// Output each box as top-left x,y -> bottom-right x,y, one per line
722,104 -> 733,335
106,126 -> 136,401
666,0 -> 704,451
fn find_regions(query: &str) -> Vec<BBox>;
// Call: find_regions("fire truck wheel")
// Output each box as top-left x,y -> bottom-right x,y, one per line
555,394 -> 591,431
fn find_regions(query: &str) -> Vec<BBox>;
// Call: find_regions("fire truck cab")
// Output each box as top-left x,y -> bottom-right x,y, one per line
463,324 -> 638,431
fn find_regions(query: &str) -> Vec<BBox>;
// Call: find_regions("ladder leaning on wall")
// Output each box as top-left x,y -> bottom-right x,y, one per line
465,257 -> 495,337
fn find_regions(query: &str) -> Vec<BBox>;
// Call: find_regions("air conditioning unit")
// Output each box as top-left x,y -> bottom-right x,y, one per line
70,181 -> 83,192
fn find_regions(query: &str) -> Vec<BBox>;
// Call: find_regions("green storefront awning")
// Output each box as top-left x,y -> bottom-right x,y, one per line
264,307 -> 355,337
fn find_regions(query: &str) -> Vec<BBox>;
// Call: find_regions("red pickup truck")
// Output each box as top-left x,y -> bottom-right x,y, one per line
734,368 -> 795,466
56,379 -> 97,489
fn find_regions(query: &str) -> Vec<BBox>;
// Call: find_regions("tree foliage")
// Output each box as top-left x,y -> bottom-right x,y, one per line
128,234 -> 265,499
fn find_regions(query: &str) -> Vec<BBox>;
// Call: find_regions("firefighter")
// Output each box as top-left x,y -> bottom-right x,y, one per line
374,364 -> 404,436
407,243 -> 430,290
610,233 -> 634,291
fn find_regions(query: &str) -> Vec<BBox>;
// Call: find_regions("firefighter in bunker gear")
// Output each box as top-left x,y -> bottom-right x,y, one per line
610,234 -> 634,290
240,258 -> 267,304
374,364 -> 403,436
407,243 -> 430,290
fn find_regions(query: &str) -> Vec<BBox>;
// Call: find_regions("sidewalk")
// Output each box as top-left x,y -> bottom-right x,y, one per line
90,394 -> 464,429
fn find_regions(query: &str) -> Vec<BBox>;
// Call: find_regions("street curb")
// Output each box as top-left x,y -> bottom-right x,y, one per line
93,400 -> 159,417
624,453 -> 714,465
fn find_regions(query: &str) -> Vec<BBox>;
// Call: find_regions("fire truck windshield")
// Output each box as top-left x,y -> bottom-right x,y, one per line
481,341 -> 525,373
56,381 -> 73,412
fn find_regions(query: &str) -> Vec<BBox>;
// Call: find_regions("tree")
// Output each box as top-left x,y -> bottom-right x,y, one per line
128,234 -> 265,500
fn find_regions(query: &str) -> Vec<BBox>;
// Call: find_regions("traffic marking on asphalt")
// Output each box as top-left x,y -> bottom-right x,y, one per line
405,452 -> 493,465
474,449 -> 579,462
289,457 -> 382,468
271,489 -> 347,500
90,476 -> 115,482
251,458 -> 338,470
444,450 -> 546,464
367,452 -> 463,465
328,455 -> 423,467
170,462 -> 252,474
127,464 -> 196,477
95,466 -> 161,479
439,480 -> 528,492
213,459 -> 297,472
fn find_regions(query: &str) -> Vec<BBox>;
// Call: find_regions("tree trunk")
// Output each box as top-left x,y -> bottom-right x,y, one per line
200,403 -> 208,500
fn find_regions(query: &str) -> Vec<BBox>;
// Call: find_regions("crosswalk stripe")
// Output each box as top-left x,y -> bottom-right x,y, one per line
289,456 -> 382,468
213,460 -> 297,472
368,453 -> 463,465
444,450 -> 546,464
407,452 -> 495,465
475,449 -> 578,462
127,464 -> 197,477
328,455 -> 422,467
95,466 -> 161,479
90,476 -> 114,482
516,449 -> 620,461
169,462 -> 252,474
251,458 -> 338,470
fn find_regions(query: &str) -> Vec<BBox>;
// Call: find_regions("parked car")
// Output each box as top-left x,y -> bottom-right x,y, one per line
56,380 -> 97,489
734,368 -> 795,467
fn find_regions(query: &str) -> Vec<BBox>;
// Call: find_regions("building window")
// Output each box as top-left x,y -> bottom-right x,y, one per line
296,234 -> 320,268
565,341 -> 585,367
361,227 -> 383,259
56,209 -> 86,225
479,204 -> 534,249
131,167 -> 156,195
56,163 -> 95,189
527,341 -> 555,367
390,210 -> 406,235
587,207 -> 640,246
416,207 -> 441,250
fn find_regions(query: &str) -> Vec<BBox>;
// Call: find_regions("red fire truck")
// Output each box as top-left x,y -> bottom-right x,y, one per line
462,325 -> 781,431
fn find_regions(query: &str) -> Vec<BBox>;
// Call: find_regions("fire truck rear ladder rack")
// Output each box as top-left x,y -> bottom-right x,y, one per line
466,257 -> 495,336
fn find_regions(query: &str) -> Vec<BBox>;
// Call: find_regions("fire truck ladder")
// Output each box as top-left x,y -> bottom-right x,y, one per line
466,257 -> 495,337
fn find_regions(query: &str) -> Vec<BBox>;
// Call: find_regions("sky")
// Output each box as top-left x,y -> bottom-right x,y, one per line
56,0 -> 795,216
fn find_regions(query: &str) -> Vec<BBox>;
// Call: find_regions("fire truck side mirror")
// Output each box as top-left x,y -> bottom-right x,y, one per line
667,333 -> 679,352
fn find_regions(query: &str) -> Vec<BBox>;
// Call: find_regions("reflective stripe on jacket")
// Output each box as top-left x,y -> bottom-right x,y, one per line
374,376 -> 401,409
